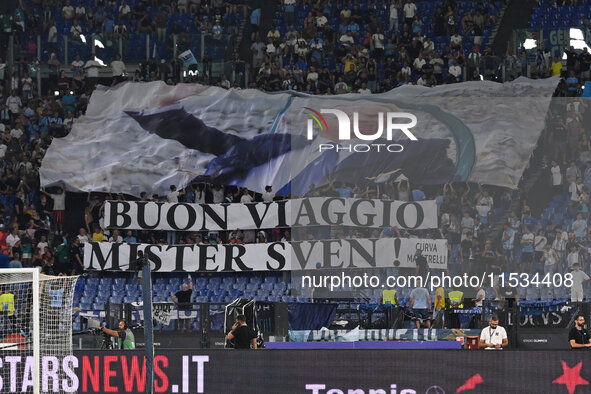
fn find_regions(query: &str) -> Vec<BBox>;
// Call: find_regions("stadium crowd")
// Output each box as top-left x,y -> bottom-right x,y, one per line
0,0 -> 589,313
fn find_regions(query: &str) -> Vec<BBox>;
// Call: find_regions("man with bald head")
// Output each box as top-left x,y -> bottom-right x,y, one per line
172,277 -> 193,332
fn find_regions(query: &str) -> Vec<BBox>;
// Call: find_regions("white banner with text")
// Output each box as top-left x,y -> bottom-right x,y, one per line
83,238 -> 447,272
103,198 -> 438,231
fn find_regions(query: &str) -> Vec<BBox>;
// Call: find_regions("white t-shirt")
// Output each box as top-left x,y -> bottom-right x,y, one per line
85,60 -> 100,78
48,25 -> 58,43
390,4 -> 399,18
51,193 -> 66,210
10,128 -> 23,139
567,252 -> 579,268
451,35 -> 462,46
119,5 -> 130,15
521,232 -> 534,249
372,33 -> 384,49
77,235 -> 89,243
570,270 -> 589,295
480,325 -> 507,346
62,5 -> 74,18
474,288 -> 486,307
37,241 -> 48,252
212,189 -> 224,204
316,15 -> 327,27
339,34 -> 354,46
262,191 -> 274,202
6,96 -> 22,114
403,2 -> 417,18
570,182 -> 583,201
543,249 -> 556,266
167,191 -> 180,203
240,194 -> 253,204
6,234 -> 20,247
449,65 -> 462,77
72,59 -> 84,69
413,57 -> 426,70
551,165 -> 562,186
111,60 -> 125,76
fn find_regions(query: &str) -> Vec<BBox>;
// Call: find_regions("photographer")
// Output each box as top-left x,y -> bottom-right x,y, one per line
100,320 -> 136,349
227,315 -> 258,349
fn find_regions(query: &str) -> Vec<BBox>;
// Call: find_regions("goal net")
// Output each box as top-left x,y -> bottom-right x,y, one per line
0,269 -> 78,394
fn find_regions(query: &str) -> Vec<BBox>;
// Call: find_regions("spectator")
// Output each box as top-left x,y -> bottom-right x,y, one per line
502,224 -> 515,270
403,0 -> 417,28
92,226 -> 105,242
62,0 -> 75,21
240,188 -> 253,204
448,60 -> 462,82
572,213 -> 588,240
521,227 -> 535,273
75,2 -> 86,18
172,278 -> 193,332
409,285 -> 431,328
69,237 -> 83,274
70,19 -> 83,40
9,252 -> 22,268
570,263 -> 589,302
541,243 -> 558,275
119,0 -> 131,20
567,244 -> 580,271
569,177 -> 584,217
551,56 -> 563,77
250,7 -> 261,41
251,38 -> 265,70
566,70 -> 580,96
550,160 -> 562,195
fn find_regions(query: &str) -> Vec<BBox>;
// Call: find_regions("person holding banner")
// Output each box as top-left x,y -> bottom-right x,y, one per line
172,277 -> 193,332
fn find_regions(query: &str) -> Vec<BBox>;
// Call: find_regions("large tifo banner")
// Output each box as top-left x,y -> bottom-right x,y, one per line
104,198 -> 437,231
83,238 -> 448,271
40,78 -> 556,196
0,350 -> 587,393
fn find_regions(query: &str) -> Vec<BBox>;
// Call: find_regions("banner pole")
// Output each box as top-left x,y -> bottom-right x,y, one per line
142,255 -> 154,394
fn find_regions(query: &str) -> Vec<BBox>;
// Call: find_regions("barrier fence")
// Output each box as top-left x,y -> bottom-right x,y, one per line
73,300 -> 591,351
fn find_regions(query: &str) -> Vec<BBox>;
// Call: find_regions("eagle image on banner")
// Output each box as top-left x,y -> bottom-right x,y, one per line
40,78 -> 557,196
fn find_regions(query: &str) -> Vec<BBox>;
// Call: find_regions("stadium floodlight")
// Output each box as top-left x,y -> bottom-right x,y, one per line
523,39 -> 537,50
0,269 -> 78,394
